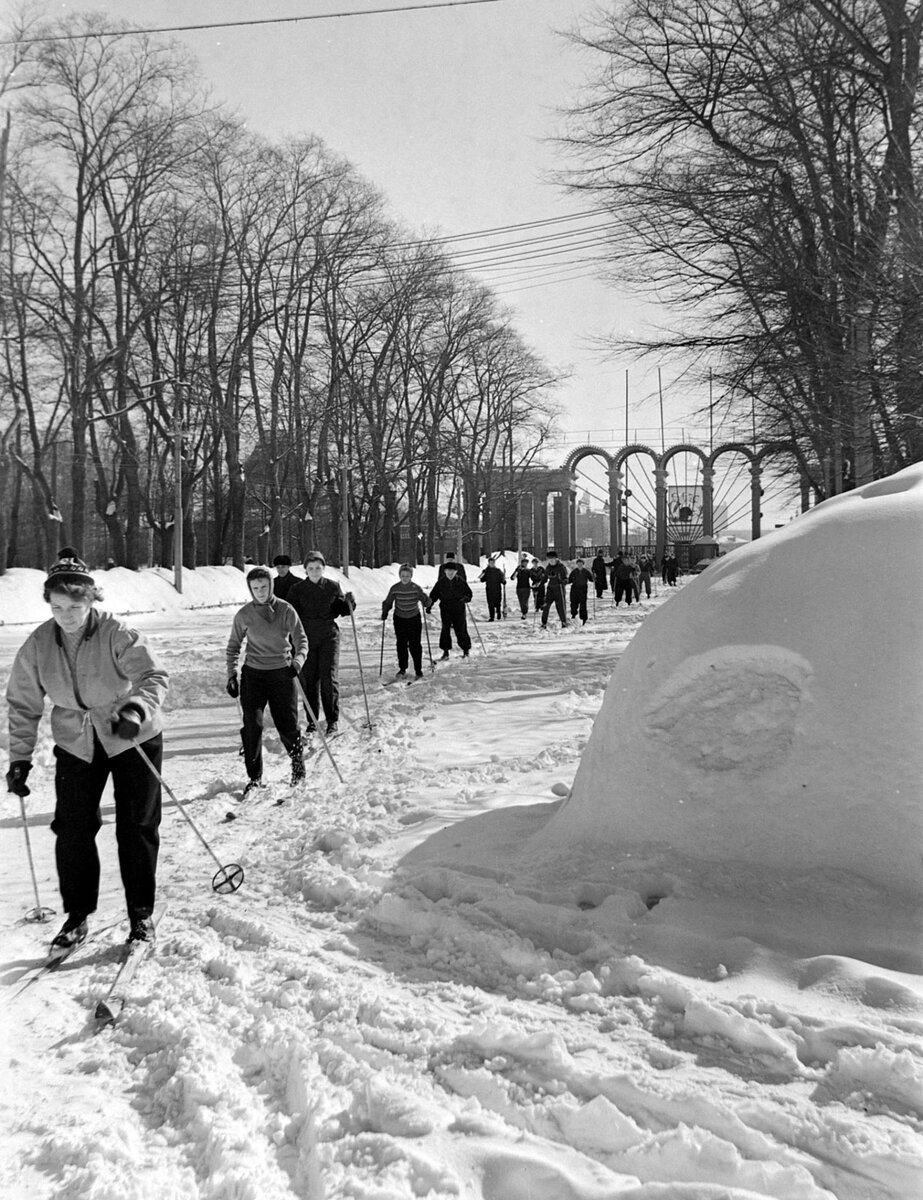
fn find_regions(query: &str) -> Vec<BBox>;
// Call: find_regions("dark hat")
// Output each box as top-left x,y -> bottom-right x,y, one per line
444,562 -> 458,571
272,555 -> 292,566
445,552 -> 456,560
45,547 -> 95,589
305,551 -> 326,566
547,549 -> 558,558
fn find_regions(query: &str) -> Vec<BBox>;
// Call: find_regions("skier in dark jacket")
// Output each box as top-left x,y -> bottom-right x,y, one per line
662,551 -> 679,586
6,549 -> 169,950
226,567 -> 309,793
637,552 -> 654,598
530,561 -> 547,610
271,554 -> 301,602
437,551 -> 467,582
381,564 -> 432,679
612,552 -> 635,605
288,551 -> 355,735
541,550 -> 569,628
429,562 -> 473,659
510,555 -> 533,619
478,557 -> 506,621
567,558 -> 594,625
591,553 -> 608,598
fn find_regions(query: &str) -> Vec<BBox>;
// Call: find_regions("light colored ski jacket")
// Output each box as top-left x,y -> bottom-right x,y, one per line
7,609 -> 169,763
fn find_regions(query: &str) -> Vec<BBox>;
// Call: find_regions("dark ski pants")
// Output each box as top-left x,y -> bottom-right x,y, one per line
542,591 -> 567,627
52,732 -> 162,921
639,572 -> 652,598
570,590 -> 588,623
516,587 -> 531,616
486,589 -> 503,620
394,613 -> 424,673
593,579 -> 606,598
241,665 -> 301,781
614,579 -> 633,605
300,626 -> 340,727
439,603 -> 472,652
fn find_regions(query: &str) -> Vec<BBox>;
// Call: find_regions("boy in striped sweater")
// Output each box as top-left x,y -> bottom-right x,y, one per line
381,564 -> 433,679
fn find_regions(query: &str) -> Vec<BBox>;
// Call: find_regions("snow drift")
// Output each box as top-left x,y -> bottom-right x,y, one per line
521,464 -> 923,953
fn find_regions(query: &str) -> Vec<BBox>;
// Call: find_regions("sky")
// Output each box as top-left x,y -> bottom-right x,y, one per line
1,467 -> 921,1197
5,0 -> 798,523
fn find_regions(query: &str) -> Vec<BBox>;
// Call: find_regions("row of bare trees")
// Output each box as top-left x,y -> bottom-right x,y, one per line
562,0 -> 923,498
0,14 -> 561,573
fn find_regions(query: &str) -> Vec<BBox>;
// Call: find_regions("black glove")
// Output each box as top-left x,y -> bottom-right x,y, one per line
287,663 -> 300,678
226,675 -> 239,699
111,702 -> 144,740
6,760 -> 31,797
380,611 -> 388,621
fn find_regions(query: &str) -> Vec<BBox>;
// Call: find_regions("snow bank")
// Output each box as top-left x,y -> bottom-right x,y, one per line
525,465 -> 923,909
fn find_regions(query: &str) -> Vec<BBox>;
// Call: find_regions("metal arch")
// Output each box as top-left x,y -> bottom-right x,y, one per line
561,444 -> 616,473
755,440 -> 803,467
658,442 -> 710,470
612,443 -> 659,472
707,442 -> 757,469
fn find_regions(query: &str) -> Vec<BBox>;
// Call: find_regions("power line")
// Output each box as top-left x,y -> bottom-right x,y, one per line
0,0 -> 503,46
394,209 -> 610,248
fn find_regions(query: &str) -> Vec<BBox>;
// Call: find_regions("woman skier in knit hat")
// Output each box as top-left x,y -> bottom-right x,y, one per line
5,548 -> 169,950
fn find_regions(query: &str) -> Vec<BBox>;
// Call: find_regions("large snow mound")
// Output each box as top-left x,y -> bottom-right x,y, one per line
526,464 -> 923,909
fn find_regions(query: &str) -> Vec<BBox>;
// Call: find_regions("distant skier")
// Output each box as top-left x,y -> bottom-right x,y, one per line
591,552 -> 608,598
479,556 -> 506,621
5,548 -> 169,950
381,564 -> 433,679
530,559 -> 547,611
271,554 -> 301,602
511,554 -> 533,619
226,567 -> 308,794
637,551 -> 654,598
612,553 -> 635,606
541,550 -> 569,628
568,558 -> 594,625
288,551 -> 355,736
437,551 -> 467,582
429,561 -> 473,659
662,550 -> 679,586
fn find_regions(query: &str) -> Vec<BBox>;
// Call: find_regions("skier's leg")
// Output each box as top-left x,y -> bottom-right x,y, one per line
394,617 -> 410,672
265,667 -> 301,753
51,740 -> 109,917
407,614 -> 423,674
319,630 -> 341,726
111,733 -> 162,920
240,666 -> 267,778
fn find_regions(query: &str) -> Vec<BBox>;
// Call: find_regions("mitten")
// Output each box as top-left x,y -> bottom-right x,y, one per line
111,702 -> 144,740
226,675 -> 240,699
5,760 -> 31,797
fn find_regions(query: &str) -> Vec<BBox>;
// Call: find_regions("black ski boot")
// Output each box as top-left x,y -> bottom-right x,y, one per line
128,914 -> 155,943
290,733 -> 306,785
51,913 -> 88,950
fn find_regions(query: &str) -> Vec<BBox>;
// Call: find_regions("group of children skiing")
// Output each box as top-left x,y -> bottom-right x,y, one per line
4,542 -> 666,955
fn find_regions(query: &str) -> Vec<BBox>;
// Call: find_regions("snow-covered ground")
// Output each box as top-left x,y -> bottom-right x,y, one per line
1,518 -> 921,1199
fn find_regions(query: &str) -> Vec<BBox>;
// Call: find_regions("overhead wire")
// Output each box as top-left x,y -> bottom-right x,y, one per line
0,1 -> 504,45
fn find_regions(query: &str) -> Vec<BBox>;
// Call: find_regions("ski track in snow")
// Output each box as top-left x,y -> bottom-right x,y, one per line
1,586 -> 921,1200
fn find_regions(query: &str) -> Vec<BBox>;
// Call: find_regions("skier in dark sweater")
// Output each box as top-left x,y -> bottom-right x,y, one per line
612,552 -> 635,605
478,556 -> 506,621
511,554 -> 533,618
429,562 -> 473,659
437,551 -> 467,581
226,567 -> 308,793
288,551 -> 355,735
662,551 -> 679,586
271,555 -> 301,602
591,553 -> 608,598
568,558 -> 594,625
381,564 -> 433,679
530,560 -> 547,610
540,550 -> 569,628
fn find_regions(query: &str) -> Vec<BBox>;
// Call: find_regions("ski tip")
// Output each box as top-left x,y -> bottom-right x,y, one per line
94,1001 -> 116,1025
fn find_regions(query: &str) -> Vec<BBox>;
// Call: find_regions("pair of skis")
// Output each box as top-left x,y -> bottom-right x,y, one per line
11,911 -> 163,1027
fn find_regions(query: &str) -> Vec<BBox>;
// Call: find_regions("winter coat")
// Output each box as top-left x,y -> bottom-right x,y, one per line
288,577 -> 355,640
511,564 -> 532,590
543,561 -> 569,596
226,597 -> 308,677
591,555 -> 608,588
478,564 -> 505,595
429,575 -> 473,610
7,609 -> 169,764
568,566 -> 593,594
272,570 -> 301,602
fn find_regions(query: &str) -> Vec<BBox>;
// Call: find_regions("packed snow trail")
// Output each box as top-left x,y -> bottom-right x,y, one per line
2,587 -> 921,1199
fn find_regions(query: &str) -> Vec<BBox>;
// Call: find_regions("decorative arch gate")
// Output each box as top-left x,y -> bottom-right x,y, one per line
507,441 -> 810,562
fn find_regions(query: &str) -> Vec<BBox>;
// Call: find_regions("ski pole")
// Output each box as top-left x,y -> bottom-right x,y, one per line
421,602 -> 435,669
18,796 -> 54,922
130,741 -> 244,894
466,602 -> 487,654
348,608 -> 374,731
378,614 -> 386,677
293,676 -> 344,783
